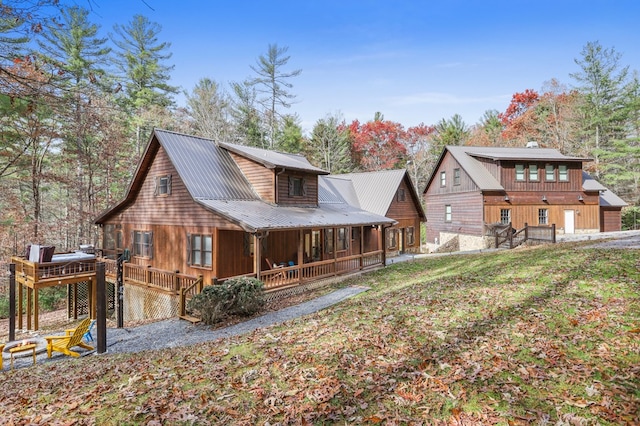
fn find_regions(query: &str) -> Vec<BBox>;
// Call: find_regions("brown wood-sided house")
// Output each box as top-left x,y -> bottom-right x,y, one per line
94,129 -> 397,293
328,170 -> 426,255
423,145 -> 627,251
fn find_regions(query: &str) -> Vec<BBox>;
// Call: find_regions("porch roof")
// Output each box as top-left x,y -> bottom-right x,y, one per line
196,199 -> 396,232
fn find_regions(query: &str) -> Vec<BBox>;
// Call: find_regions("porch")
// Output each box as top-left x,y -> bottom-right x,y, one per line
99,250 -> 384,322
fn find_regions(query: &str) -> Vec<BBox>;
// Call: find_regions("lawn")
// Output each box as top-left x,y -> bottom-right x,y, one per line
1,242 -> 638,425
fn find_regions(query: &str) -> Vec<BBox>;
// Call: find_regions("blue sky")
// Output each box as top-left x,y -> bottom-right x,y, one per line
81,0 -> 640,133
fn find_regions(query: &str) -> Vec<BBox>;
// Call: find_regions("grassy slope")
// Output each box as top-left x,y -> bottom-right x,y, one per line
1,242 -> 638,425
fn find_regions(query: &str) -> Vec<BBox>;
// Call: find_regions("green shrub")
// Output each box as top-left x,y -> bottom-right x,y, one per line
188,277 -> 265,324
621,205 -> 640,230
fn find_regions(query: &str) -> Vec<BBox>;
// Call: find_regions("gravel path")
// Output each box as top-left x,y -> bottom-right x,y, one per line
4,286 -> 369,370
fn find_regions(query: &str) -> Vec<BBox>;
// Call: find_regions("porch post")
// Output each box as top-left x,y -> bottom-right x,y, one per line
381,225 -> 387,267
360,226 -> 364,270
254,232 -> 262,280
297,230 -> 303,282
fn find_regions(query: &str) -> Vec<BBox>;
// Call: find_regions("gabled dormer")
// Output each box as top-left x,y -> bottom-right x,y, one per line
219,142 -> 329,207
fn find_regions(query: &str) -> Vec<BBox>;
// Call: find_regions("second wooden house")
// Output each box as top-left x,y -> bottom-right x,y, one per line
423,145 -> 627,251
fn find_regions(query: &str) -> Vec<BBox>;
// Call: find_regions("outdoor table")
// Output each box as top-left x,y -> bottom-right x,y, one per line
9,344 -> 37,369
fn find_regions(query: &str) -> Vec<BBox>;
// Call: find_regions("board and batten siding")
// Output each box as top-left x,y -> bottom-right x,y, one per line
500,161 -> 584,192
425,192 -> 484,243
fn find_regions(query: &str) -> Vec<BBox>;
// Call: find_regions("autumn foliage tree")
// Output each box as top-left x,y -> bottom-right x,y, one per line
348,114 -> 408,171
498,89 -> 540,145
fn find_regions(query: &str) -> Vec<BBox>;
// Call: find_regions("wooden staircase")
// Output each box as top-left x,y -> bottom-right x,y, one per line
178,276 -> 204,323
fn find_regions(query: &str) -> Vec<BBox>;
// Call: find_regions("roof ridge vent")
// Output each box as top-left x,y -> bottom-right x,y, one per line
526,141 -> 539,148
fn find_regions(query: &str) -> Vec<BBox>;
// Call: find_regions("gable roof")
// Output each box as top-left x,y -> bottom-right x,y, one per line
425,145 -> 592,193
327,169 -> 426,220
220,142 -> 329,175
95,129 -> 395,231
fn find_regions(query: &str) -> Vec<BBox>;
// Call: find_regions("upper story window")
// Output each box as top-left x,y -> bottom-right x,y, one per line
545,164 -> 555,181
189,234 -> 212,267
558,164 -> 569,181
133,230 -> 153,258
154,174 -> 172,196
440,171 -> 446,187
515,164 -> 525,181
289,176 -> 304,197
397,188 -> 406,202
529,164 -> 538,181
453,168 -> 461,186
445,205 -> 452,222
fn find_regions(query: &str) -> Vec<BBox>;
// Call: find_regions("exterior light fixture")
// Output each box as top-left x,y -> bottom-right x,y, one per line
504,195 -> 510,202
578,195 -> 584,201
542,195 -> 547,202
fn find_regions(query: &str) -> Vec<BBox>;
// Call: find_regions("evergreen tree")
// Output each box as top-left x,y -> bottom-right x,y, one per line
308,113 -> 352,173
111,15 -> 178,153
249,44 -> 301,148
185,77 -> 232,141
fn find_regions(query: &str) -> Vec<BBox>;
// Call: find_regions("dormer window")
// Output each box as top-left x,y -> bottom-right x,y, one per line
529,164 -> 538,181
515,164 -> 525,181
289,176 -> 304,197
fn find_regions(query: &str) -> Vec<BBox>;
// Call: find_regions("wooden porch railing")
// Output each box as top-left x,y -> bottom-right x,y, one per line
178,275 -> 204,318
494,223 -> 556,249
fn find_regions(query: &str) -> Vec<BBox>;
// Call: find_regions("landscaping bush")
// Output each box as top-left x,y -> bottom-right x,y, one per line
188,277 -> 265,325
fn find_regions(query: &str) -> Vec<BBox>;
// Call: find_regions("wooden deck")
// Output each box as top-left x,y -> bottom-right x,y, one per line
10,255 -> 98,330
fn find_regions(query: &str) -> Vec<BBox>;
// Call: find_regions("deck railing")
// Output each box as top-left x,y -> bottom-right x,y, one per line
492,223 -> 556,249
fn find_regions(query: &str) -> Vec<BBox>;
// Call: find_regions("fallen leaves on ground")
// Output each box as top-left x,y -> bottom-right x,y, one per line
1,245 -> 638,425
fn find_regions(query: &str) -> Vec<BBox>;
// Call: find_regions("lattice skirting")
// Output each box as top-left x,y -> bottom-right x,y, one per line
123,284 -> 178,322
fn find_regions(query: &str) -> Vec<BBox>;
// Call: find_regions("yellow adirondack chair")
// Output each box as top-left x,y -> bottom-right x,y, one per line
45,317 -> 94,358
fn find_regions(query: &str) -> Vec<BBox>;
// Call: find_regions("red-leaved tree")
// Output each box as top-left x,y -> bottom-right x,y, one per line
348,117 -> 407,171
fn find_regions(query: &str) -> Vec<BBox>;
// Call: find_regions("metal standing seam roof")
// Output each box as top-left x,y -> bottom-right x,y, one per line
196,199 -> 396,231
219,141 -> 329,175
582,172 -> 628,207
332,169 -> 407,216
445,146 -> 504,191
461,146 -> 591,162
157,130 -> 394,231
155,130 -> 258,200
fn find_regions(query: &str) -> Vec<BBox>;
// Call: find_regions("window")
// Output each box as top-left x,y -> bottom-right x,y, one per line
453,168 -> 461,186
337,227 -> 348,251
397,188 -> 406,202
406,227 -> 415,245
189,234 -> 212,267
289,176 -> 304,196
133,231 -> 153,258
154,175 -> 172,196
529,164 -> 538,181
558,164 -> 569,181
538,208 -> 548,225
500,209 -> 511,225
545,164 -> 555,181
440,171 -> 446,186
387,229 -> 397,249
324,229 -> 334,254
515,164 -> 525,181
445,205 -> 452,222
